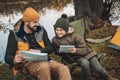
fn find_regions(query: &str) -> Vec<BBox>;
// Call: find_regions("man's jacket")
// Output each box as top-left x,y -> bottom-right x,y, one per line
5,20 -> 53,66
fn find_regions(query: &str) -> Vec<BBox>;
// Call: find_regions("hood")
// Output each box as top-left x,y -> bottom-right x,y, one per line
67,27 -> 75,34
14,18 -> 42,40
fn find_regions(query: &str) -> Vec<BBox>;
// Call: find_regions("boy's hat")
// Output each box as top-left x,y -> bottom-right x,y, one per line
23,7 -> 40,22
54,14 -> 69,32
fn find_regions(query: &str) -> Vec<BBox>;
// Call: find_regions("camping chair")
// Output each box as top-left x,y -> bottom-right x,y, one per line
60,17 -> 112,74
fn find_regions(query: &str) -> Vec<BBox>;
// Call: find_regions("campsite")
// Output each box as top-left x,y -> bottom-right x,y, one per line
0,0 -> 120,80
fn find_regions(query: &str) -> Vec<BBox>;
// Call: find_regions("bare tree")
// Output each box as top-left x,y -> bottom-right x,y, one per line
73,0 -> 120,29
73,0 -> 114,20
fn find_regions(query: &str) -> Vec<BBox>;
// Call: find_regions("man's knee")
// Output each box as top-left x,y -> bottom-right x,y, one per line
59,64 -> 69,71
50,61 -> 70,73
26,62 -> 50,73
37,62 -> 50,71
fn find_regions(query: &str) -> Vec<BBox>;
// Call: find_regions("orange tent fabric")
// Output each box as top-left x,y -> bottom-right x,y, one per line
110,28 -> 120,46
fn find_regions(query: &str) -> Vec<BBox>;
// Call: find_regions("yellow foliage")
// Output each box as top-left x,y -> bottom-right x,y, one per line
56,0 -> 68,9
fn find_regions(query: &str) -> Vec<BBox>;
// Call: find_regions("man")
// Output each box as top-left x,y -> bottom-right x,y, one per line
5,7 -> 71,80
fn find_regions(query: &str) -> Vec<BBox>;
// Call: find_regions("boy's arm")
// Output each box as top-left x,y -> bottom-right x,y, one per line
74,33 -> 93,56
52,38 -> 63,56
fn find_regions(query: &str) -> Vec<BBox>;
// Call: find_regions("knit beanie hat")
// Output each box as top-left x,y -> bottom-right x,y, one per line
23,7 -> 40,22
54,14 -> 69,32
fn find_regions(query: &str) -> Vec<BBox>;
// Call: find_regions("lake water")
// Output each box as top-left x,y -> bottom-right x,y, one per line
0,3 -> 120,40
0,3 -> 75,40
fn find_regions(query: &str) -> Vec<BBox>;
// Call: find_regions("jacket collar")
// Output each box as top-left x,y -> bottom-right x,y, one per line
14,19 -> 42,41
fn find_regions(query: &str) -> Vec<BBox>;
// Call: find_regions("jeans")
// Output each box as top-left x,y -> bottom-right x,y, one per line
75,56 -> 108,80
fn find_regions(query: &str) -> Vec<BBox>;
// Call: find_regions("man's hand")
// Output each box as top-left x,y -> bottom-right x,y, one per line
14,54 -> 24,63
29,49 -> 41,53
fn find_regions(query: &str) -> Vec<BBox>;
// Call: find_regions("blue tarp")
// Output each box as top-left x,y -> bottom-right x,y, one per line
0,21 -> 14,66
0,29 -> 10,66
108,43 -> 120,51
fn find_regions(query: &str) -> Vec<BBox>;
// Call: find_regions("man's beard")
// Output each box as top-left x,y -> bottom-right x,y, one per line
27,23 -> 38,32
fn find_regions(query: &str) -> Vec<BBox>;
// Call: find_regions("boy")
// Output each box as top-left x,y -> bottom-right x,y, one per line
52,14 -> 117,80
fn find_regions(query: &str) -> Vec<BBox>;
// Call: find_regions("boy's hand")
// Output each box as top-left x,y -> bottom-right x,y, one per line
68,48 -> 76,53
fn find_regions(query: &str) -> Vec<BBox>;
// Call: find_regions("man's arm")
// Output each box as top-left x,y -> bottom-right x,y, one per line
40,28 -> 53,53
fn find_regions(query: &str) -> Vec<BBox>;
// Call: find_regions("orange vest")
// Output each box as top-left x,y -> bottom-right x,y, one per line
13,40 -> 45,75
16,40 -> 45,54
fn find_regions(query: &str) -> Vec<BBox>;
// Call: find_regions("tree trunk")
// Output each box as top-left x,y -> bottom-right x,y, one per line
73,0 -> 104,29
101,1 -> 113,21
73,0 -> 113,29
74,0 -> 97,18
74,0 -> 113,21
89,0 -> 103,17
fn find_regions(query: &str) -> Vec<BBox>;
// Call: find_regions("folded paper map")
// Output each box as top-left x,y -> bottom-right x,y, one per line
59,45 -> 75,53
19,50 -> 48,62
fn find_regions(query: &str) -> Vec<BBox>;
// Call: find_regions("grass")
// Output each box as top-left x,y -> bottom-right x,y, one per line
0,26 -> 120,80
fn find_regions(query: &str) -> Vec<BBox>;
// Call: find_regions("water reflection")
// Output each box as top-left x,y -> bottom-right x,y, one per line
0,0 -> 72,17
0,3 -> 75,40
